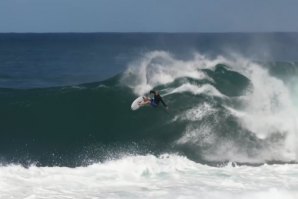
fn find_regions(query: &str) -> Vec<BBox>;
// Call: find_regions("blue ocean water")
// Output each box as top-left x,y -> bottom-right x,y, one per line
0,33 -> 298,198
1,33 -> 298,88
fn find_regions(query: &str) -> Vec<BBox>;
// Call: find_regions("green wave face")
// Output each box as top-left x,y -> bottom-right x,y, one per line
1,52 -> 298,167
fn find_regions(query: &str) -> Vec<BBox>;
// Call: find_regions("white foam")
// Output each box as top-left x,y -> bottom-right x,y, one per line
174,102 -> 218,146
121,51 -> 225,96
122,51 -> 298,163
211,59 -> 298,162
1,155 -> 297,199
173,102 -> 217,122
234,61 -> 298,161
168,83 -> 224,97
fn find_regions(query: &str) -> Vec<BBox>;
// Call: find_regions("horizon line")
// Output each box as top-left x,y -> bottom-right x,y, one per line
1,31 -> 298,34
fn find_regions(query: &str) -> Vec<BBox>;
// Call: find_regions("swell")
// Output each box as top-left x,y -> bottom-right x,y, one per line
0,76 -> 180,166
0,66 -> 248,166
0,52 -> 298,167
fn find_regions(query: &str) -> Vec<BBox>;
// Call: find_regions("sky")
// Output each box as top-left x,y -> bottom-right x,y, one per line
0,0 -> 298,33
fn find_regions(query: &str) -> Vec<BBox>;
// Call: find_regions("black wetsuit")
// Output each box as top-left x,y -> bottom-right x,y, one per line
149,90 -> 167,107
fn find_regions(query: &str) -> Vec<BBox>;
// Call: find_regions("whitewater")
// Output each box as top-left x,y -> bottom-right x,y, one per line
122,51 -> 298,163
1,154 -> 298,199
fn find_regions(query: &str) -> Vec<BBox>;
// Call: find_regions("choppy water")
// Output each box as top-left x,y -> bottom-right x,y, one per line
1,33 -> 298,198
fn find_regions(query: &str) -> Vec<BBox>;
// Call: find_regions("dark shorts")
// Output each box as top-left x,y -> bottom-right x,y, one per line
150,99 -> 158,107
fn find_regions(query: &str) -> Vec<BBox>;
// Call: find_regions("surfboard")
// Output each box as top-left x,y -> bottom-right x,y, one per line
131,96 -> 146,110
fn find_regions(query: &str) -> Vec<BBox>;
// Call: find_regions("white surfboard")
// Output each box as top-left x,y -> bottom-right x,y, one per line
131,96 -> 146,111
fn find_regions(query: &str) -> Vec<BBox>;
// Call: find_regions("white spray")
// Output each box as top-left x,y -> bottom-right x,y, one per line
121,51 -> 298,163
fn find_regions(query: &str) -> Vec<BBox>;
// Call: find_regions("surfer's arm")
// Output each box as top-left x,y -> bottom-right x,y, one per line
160,98 -> 167,107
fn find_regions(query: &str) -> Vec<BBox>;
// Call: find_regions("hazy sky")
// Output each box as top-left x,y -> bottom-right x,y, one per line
1,0 -> 298,32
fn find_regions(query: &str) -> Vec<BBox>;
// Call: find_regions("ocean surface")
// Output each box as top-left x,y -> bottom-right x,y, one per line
0,33 -> 298,198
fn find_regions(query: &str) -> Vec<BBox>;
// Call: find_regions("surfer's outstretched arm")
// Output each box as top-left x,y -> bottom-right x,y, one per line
160,98 -> 168,108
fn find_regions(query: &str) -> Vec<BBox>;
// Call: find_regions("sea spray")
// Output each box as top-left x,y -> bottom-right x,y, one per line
121,51 -> 298,163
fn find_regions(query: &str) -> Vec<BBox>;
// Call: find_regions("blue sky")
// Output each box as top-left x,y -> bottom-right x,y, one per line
0,0 -> 298,32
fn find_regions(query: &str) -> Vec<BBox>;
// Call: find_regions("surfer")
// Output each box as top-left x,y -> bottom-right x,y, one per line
142,90 -> 168,108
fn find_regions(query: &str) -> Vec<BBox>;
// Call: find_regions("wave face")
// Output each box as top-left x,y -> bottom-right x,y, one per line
1,51 -> 298,167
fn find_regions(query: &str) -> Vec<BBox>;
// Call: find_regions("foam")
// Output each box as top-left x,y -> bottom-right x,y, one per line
121,51 -> 224,96
234,61 -> 298,161
167,83 -> 224,97
1,154 -> 297,199
122,51 -> 298,163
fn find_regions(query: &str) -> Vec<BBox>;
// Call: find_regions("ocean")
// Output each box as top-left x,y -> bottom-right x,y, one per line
0,33 -> 298,198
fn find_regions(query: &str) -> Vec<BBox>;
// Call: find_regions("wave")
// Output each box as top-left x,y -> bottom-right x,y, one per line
0,51 -> 298,166
121,51 -> 298,163
1,154 -> 298,199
